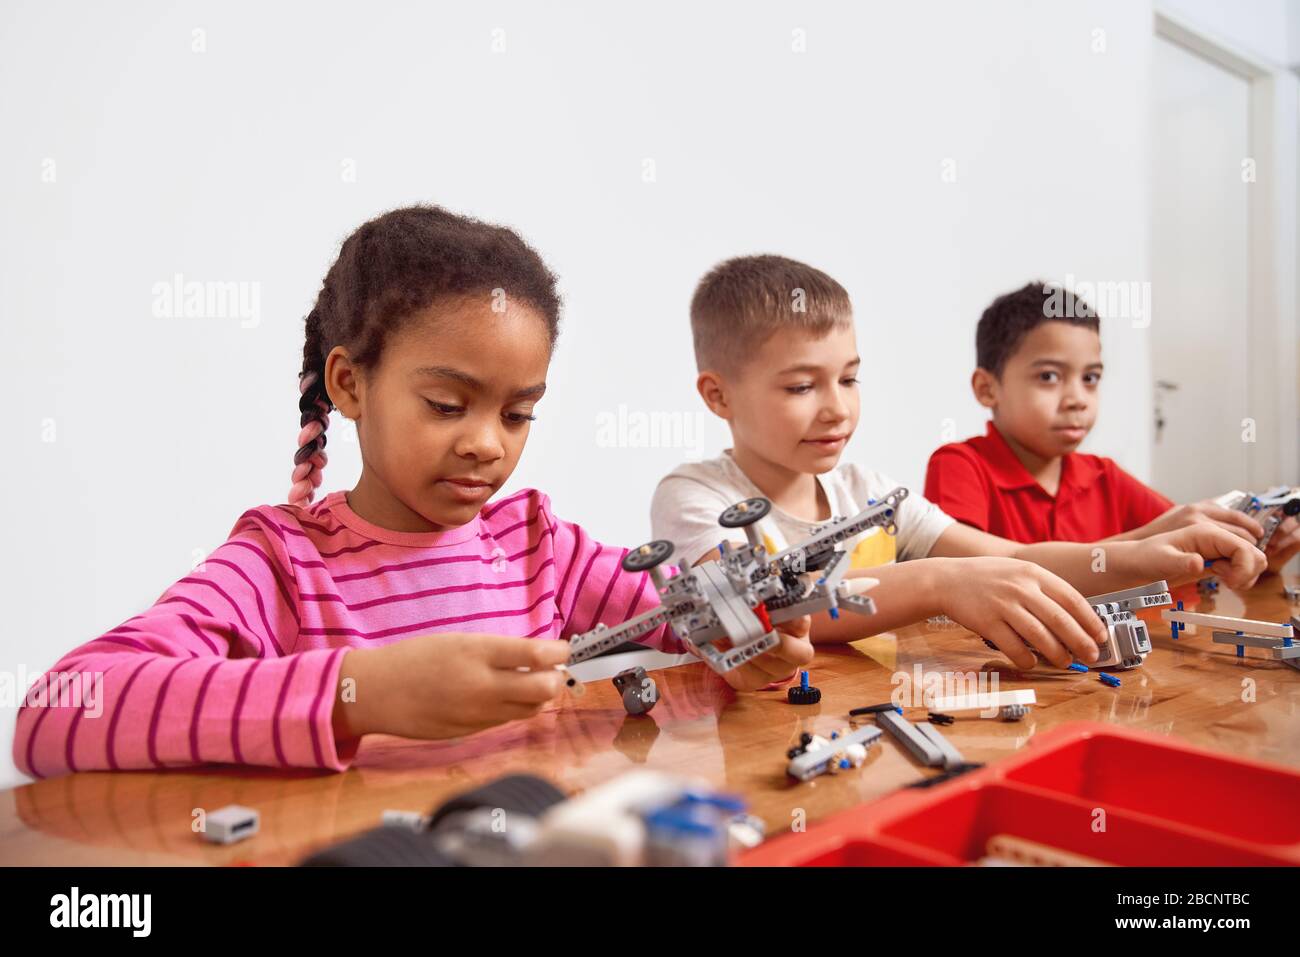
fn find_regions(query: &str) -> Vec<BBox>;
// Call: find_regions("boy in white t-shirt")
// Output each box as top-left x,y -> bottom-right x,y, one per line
651,255 -> 1265,669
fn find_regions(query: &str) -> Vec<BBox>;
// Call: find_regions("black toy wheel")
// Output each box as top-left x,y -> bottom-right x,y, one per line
1283,498 -> 1300,516
719,497 -> 771,528
427,773 -> 567,831
299,826 -> 454,867
621,540 -> 674,573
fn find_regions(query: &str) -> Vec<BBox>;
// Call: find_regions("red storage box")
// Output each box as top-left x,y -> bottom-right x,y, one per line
741,721 -> 1300,866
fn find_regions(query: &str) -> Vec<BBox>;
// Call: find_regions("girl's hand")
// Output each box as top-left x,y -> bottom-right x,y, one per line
719,614 -> 814,692
934,557 -> 1107,670
333,633 -> 571,743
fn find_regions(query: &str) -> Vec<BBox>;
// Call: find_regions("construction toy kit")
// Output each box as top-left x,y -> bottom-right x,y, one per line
293,486 -> 1300,870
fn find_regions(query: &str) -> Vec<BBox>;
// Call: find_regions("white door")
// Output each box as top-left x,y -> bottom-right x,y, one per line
1149,34 -> 1253,503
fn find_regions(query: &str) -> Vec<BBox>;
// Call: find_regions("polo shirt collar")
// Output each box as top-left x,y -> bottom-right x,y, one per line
981,421 -> 1104,494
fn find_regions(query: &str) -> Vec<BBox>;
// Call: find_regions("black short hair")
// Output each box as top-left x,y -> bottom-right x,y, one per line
976,281 -> 1099,377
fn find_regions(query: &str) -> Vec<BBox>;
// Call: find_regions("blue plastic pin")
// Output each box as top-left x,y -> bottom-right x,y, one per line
829,607 -> 840,620
1099,672 -> 1120,688
1068,662 -> 1089,673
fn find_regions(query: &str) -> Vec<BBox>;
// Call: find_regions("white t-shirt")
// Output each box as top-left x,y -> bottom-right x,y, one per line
650,450 -> 954,569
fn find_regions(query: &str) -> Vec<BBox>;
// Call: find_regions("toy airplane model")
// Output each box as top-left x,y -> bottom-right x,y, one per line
566,488 -> 907,675
1215,486 -> 1300,550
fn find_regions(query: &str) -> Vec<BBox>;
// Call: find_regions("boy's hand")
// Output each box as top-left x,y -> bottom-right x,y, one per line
1117,523 -> 1267,589
1264,516 -> 1300,574
934,558 -> 1107,670
718,614 -> 814,692
1140,500 -> 1264,544
333,633 -> 571,743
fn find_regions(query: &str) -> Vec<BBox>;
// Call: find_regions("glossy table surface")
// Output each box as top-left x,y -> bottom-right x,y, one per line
3,574 -> 1297,866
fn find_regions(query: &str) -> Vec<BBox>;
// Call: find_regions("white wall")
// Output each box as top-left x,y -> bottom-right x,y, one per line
1159,0 -> 1300,65
0,0 -> 1158,787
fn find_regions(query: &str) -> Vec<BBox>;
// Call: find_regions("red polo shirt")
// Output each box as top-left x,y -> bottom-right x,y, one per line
924,422 -> 1174,544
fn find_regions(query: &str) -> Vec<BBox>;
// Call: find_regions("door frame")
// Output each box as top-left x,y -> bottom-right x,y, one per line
1154,7 -> 1298,491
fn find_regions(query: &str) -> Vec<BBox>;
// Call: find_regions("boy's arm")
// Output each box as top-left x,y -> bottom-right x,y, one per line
928,518 -> 1266,593
692,547 -> 1106,671
1094,463 -> 1261,544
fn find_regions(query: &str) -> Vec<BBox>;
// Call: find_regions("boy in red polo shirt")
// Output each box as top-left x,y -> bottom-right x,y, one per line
925,282 -> 1300,572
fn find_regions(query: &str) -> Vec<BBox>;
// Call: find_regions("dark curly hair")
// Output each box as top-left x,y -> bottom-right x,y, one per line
976,281 -> 1098,378
288,204 -> 562,506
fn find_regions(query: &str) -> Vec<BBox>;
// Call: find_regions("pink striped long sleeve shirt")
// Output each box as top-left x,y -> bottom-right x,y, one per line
14,488 -> 683,778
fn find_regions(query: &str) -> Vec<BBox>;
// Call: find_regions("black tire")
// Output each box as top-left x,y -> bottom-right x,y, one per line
427,774 -> 567,831
1283,498 -> 1300,517
719,497 -> 771,528
622,540 -> 674,573
299,826 -> 454,867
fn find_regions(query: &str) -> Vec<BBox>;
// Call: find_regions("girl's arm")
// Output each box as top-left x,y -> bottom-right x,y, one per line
13,511 -> 355,779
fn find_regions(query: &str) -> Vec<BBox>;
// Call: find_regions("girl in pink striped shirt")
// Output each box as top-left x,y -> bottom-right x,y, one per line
14,205 -> 812,779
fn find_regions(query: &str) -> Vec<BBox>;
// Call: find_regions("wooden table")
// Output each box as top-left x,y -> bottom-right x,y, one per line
3,574 -> 1298,866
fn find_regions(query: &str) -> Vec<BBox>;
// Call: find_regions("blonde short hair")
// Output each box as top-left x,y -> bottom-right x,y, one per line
690,255 -> 852,374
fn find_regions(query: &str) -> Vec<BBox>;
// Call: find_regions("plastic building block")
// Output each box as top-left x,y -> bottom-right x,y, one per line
982,834 -> 1110,867
1204,617 -> 1300,667
1161,609 -> 1295,640
927,712 -> 955,726
1284,585 -> 1300,603
904,762 -> 985,789
1067,663 -> 1089,673
1080,580 -> 1171,670
1098,672 -> 1121,688
202,805 -> 260,845
612,666 -> 658,715
381,810 -> 430,831
1216,486 -> 1300,550
849,702 -> 903,716
786,725 -> 882,782
927,689 -> 1036,718
567,490 -> 907,676
787,670 -> 821,705
876,708 -> 951,768
915,720 -> 968,771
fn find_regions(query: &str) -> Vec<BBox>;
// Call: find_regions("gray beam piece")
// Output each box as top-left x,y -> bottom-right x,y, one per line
768,487 -> 908,564
1210,631 -> 1297,650
915,722 -> 966,770
1084,580 -> 1172,610
876,709 -> 945,767
786,725 -> 882,782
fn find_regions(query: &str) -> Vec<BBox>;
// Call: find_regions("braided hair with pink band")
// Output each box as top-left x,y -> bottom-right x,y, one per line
288,369 -> 332,507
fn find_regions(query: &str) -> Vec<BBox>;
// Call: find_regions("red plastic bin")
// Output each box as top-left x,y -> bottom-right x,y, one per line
741,721 -> 1300,866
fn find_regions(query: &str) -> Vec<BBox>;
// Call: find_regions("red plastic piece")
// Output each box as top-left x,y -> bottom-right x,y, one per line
741,722 -> 1300,866
753,601 -> 772,632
